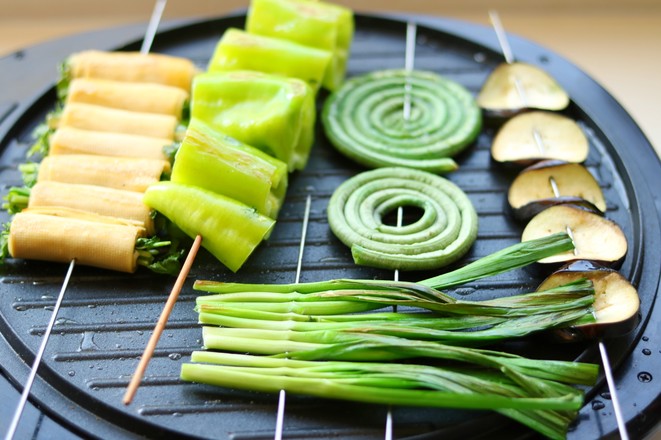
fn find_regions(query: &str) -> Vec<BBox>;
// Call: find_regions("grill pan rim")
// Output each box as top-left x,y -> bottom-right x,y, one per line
0,11 -> 659,440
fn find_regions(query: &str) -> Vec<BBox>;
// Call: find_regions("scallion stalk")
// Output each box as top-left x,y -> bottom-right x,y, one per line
182,350 -> 596,440
183,232 -> 593,439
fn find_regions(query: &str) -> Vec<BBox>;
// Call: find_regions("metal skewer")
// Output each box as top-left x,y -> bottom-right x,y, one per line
402,21 -> 417,121
274,194 -> 312,440
5,0 -> 169,433
140,0 -> 167,55
384,21 -> 418,440
488,10 -> 528,109
384,206 -> 404,440
489,11 -> 629,438
4,260 -> 75,440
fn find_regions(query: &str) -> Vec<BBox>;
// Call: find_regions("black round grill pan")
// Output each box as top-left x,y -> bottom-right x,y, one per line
0,12 -> 660,440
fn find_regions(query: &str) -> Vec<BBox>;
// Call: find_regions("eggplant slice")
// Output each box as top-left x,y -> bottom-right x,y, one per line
491,111 -> 589,165
521,205 -> 627,265
537,260 -> 640,340
477,62 -> 570,116
508,160 -> 606,221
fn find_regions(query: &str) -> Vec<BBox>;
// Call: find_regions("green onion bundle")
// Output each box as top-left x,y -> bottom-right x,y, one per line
181,233 -> 598,438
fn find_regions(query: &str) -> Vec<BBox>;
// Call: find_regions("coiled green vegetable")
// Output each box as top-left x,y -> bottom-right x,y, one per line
322,69 -> 481,173
327,167 -> 478,271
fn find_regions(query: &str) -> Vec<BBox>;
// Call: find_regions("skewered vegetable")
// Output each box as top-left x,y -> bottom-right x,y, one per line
193,233 -> 575,313
508,160 -> 606,221
491,111 -> 588,165
37,154 -> 170,192
322,69 -> 481,173
184,233 -> 592,440
49,126 -> 171,160
477,62 -> 569,116
58,103 -> 178,141
246,0 -> 354,91
171,119 -> 287,219
190,71 -> 315,171
65,78 -> 189,118
61,50 -> 197,93
207,28 -> 332,92
6,207 -> 145,273
521,205 -> 627,265
182,350 -> 595,440
196,280 -> 595,347
143,182 -> 275,272
327,167 -> 478,271
6,181 -> 155,234
538,260 -> 640,341
2,206 -> 180,274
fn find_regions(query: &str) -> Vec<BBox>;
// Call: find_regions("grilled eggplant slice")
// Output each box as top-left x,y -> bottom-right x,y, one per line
538,260 -> 640,340
508,160 -> 606,221
491,111 -> 588,165
477,62 -> 569,117
521,205 -> 627,265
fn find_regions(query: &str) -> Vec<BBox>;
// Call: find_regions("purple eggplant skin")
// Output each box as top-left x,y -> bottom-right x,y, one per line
481,108 -> 527,125
537,260 -> 640,342
512,197 -> 603,222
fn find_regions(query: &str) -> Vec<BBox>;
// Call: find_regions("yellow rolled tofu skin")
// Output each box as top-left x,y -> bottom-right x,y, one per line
50,126 -> 170,160
8,208 -> 145,273
67,50 -> 197,91
38,154 -> 170,192
28,181 -> 155,234
66,78 -> 189,118
58,103 -> 177,141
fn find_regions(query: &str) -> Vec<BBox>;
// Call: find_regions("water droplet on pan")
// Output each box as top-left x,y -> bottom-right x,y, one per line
78,331 -> 99,351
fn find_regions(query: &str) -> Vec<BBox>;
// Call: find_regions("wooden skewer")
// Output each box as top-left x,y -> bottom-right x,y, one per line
120,0 -> 186,406
123,234 -> 202,405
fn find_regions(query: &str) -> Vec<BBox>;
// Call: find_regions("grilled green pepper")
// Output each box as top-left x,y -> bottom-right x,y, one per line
143,181 -> 274,272
190,71 -> 315,172
171,119 -> 288,219
208,28 -> 332,92
246,0 -> 354,91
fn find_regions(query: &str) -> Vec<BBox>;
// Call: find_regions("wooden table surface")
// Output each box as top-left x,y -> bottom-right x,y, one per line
1,0 -> 660,159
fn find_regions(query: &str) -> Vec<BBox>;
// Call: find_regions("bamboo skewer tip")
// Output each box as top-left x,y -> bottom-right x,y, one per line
123,234 -> 202,406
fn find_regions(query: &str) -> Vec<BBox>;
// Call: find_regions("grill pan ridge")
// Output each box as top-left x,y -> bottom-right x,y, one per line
0,12 -> 660,440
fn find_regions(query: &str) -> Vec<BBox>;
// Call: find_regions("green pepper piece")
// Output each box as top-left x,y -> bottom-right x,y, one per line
208,28 -> 332,92
143,181 -> 275,272
191,71 -> 315,172
246,0 -> 354,91
171,119 -> 288,219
